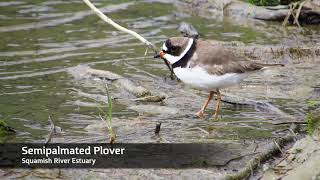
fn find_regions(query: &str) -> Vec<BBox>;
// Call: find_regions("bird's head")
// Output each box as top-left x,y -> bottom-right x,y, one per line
154,37 -> 194,65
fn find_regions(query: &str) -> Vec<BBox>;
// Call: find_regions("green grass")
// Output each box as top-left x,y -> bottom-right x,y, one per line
98,85 -> 116,143
106,85 -> 115,143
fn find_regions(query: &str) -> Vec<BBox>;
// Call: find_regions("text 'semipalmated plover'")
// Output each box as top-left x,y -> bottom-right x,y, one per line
156,37 -> 283,118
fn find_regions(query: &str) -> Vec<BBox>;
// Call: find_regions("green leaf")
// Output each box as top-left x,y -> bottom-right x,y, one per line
106,85 -> 112,124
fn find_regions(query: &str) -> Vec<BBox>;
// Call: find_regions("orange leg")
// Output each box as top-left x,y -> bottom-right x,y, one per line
196,91 -> 215,118
213,90 -> 222,119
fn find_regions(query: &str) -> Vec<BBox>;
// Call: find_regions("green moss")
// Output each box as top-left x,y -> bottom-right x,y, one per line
247,0 -> 280,6
306,111 -> 320,135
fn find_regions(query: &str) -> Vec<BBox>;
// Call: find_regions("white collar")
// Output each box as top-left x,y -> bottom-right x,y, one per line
163,38 -> 194,65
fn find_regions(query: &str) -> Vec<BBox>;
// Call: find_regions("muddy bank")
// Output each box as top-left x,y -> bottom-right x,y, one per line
261,132 -> 320,180
250,87 -> 320,179
259,120 -> 320,179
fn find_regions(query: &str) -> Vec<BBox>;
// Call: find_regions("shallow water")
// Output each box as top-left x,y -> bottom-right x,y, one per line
0,0 -> 319,144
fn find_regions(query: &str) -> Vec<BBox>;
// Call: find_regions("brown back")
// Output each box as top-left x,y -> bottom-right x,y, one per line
189,40 -> 264,75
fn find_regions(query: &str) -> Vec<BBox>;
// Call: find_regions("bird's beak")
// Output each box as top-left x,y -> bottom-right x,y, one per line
154,50 -> 174,79
154,50 -> 166,59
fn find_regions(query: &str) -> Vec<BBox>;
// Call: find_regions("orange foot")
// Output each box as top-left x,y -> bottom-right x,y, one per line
195,110 -> 205,118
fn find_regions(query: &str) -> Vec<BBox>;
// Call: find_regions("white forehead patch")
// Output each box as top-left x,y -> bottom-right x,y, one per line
163,38 -> 194,65
162,43 -> 168,51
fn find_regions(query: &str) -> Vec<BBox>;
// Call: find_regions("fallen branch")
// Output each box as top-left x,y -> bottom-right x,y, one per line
82,0 -> 175,78
283,3 -> 298,26
82,0 -> 157,52
282,0 -> 311,28
294,1 -> 307,28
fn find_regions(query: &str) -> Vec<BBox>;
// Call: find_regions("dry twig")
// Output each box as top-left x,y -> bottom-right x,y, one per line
282,0 -> 309,28
282,3 -> 299,26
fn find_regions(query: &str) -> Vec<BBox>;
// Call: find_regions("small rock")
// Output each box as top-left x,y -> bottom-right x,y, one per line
178,22 -> 199,39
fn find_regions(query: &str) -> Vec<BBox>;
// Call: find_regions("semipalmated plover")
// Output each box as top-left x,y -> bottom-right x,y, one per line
156,37 -> 283,118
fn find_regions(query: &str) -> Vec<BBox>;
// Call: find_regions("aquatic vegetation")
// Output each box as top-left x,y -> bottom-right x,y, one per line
104,85 -> 116,144
0,120 -> 15,136
96,85 -> 116,143
0,120 -> 15,143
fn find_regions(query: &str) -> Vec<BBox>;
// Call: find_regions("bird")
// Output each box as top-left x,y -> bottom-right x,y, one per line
155,37 -> 283,119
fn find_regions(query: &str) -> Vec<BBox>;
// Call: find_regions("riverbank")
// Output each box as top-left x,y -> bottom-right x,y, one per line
261,127 -> 320,179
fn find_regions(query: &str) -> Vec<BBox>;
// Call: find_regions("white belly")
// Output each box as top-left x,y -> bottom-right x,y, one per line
173,66 -> 247,91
